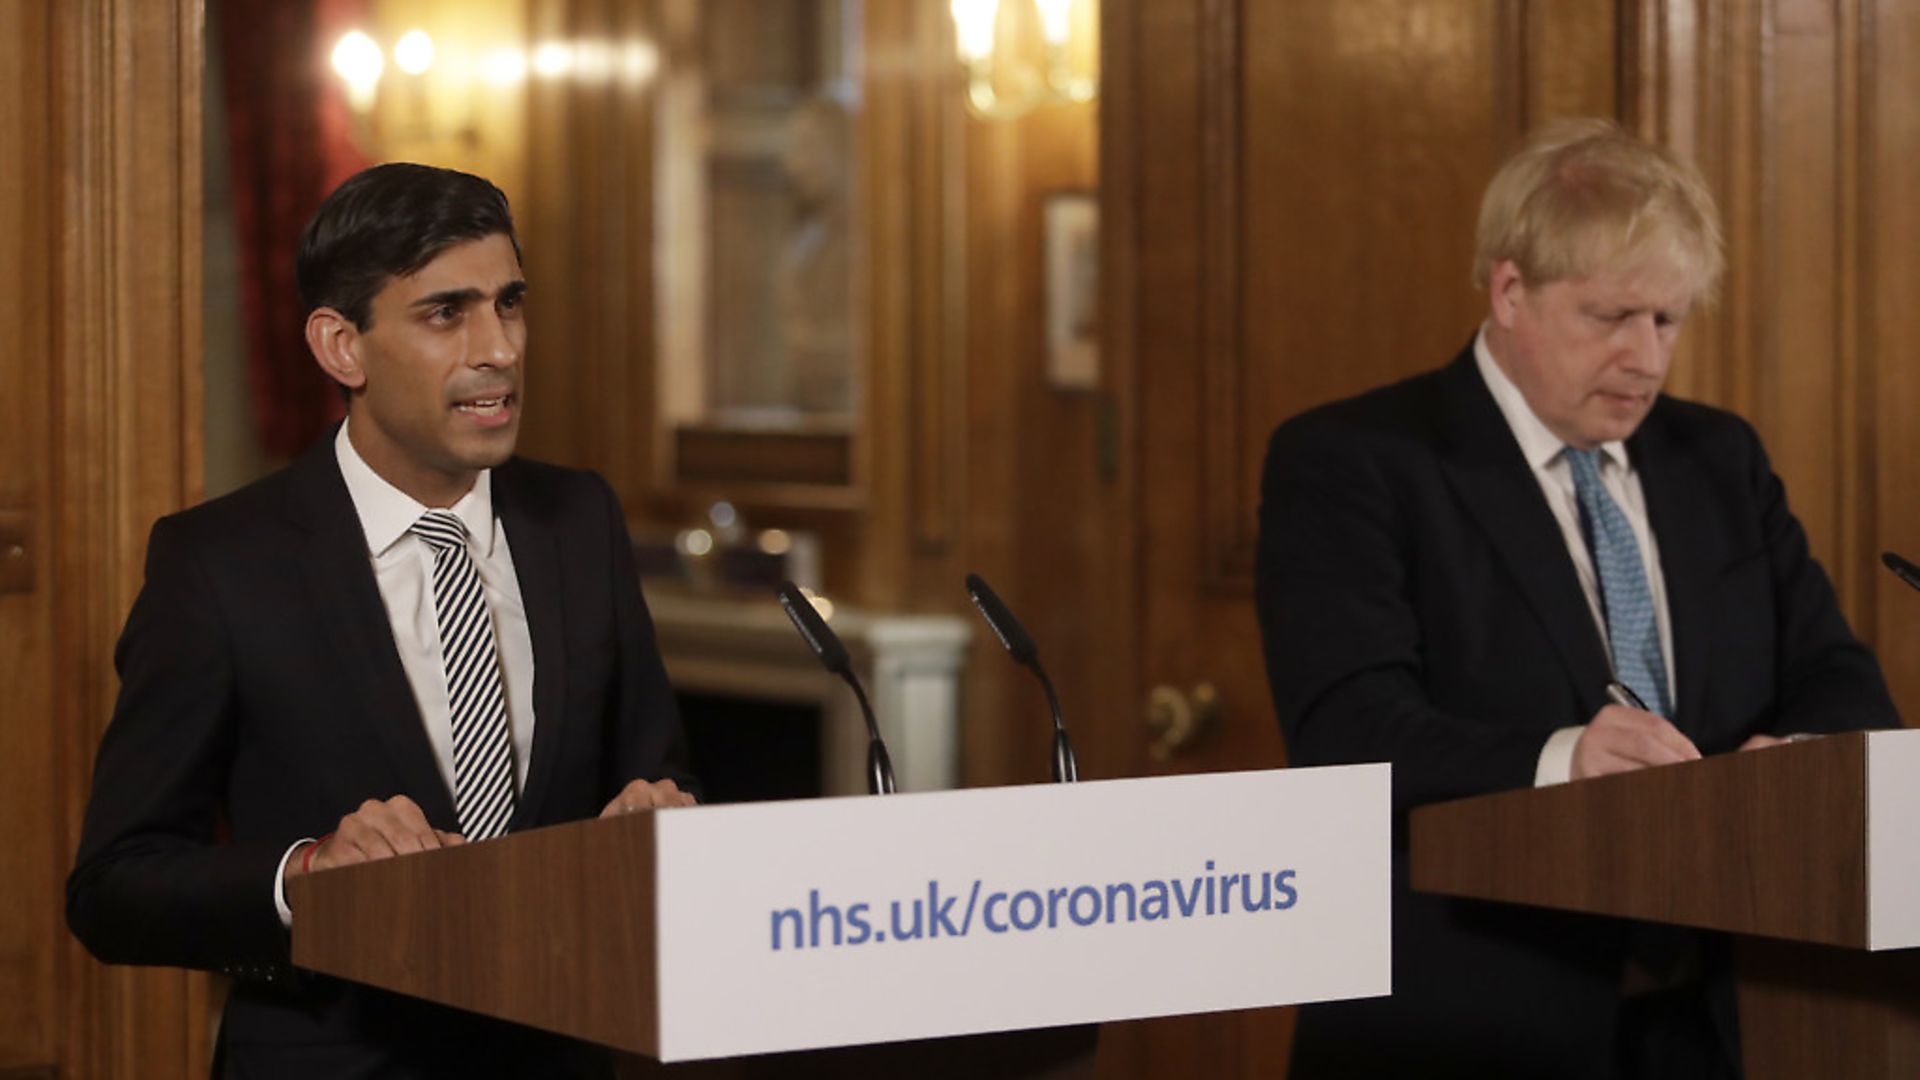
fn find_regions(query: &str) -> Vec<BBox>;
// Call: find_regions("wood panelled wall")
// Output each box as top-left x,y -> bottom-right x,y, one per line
0,0 -> 60,1070
1867,2 -> 1920,703
512,0 -> 907,568
930,83 -> 1108,787
511,0 -> 1110,787
1635,0 -> 1920,717
518,0 -> 655,506
3,0 -> 211,1077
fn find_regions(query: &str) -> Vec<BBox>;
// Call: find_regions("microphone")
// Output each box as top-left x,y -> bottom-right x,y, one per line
1883,551 -> 1920,593
776,581 -> 895,795
964,573 -> 1079,783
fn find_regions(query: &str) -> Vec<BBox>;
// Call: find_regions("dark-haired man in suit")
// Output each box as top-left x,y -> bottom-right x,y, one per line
1258,121 -> 1897,1078
69,163 -> 697,1077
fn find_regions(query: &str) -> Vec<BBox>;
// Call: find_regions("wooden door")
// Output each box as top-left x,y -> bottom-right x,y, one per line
1093,2 -> 1619,1074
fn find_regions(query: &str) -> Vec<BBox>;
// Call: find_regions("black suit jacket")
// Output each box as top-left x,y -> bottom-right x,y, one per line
67,431 -> 695,1077
1256,347 -> 1897,1077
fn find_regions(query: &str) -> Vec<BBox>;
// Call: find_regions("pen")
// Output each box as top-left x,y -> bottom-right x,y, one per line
1605,681 -> 1648,711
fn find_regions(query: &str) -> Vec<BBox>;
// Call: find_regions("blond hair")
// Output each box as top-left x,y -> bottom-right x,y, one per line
1473,118 -> 1724,300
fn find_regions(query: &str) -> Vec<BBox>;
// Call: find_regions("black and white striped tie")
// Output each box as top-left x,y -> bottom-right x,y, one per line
411,510 -> 515,841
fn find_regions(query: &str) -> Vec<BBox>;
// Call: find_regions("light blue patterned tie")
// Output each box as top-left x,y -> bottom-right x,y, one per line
1564,448 -> 1671,717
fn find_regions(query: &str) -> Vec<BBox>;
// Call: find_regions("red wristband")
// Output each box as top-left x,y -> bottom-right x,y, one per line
300,833 -> 333,875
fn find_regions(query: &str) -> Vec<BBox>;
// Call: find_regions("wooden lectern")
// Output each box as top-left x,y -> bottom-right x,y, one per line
286,768 -> 1392,1074
286,810 -> 1091,1078
1410,729 -> 1920,1078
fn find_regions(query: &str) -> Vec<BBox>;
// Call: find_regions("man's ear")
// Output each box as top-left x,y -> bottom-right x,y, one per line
1486,259 -> 1528,330
305,308 -> 367,391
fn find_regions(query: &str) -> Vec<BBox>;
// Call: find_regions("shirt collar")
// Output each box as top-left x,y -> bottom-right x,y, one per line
334,420 -> 496,558
1473,325 -> 1629,473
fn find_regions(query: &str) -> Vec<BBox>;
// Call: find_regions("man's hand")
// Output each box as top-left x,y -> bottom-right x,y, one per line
1570,704 -> 1702,780
600,778 -> 697,817
286,795 -> 463,883
1739,733 -> 1790,751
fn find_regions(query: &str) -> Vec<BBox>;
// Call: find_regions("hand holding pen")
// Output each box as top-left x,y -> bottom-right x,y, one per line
1569,681 -> 1700,780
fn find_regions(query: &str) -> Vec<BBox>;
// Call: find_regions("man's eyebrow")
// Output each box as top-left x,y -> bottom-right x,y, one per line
409,280 -> 527,309
411,287 -> 484,310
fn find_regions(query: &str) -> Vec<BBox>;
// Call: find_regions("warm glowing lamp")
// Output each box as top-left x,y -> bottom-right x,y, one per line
330,30 -> 384,110
393,29 -> 435,76
950,0 -> 998,63
531,42 -> 575,78
951,0 -> 1096,120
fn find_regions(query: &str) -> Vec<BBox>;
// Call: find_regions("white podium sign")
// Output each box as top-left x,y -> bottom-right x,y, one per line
653,765 -> 1391,1061
1868,729 -> 1920,950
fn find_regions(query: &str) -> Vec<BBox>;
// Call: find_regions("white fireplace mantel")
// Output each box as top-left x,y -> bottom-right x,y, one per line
642,586 -> 972,795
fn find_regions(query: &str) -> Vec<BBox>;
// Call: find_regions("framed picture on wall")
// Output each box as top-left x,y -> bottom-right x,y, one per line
1043,190 -> 1099,391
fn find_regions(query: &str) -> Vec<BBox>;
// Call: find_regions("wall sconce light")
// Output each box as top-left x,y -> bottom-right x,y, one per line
328,31 -> 657,115
329,30 -> 385,112
950,0 -> 1097,121
393,30 -> 436,77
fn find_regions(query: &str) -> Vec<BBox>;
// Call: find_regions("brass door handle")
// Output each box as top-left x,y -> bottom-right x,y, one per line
1146,682 -> 1220,761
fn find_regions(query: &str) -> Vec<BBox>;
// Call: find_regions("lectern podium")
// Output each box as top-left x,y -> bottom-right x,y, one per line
1410,728 -> 1920,1078
288,766 -> 1390,1071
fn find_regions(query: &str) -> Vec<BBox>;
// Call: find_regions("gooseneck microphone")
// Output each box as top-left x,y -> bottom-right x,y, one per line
964,573 -> 1079,783
1883,552 -> 1920,594
776,581 -> 896,795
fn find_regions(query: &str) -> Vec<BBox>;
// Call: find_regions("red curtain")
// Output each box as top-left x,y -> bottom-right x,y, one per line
220,0 -> 368,458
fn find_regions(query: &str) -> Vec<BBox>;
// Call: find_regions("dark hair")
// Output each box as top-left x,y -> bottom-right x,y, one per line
296,163 -> 521,330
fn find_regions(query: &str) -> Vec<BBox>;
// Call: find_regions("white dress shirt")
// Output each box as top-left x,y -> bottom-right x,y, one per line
273,421 -> 538,924
1471,329 -> 1676,786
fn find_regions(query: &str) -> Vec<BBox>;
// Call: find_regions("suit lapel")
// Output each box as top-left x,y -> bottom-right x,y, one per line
284,432 -> 459,828
493,463 -> 569,829
1433,351 -> 1614,718
1628,413 -> 1713,734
